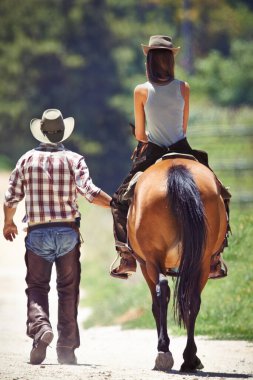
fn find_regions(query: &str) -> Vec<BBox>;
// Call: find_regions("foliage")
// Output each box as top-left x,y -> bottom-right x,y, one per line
0,0 -> 253,192
191,40 -> 253,106
0,0 -> 131,193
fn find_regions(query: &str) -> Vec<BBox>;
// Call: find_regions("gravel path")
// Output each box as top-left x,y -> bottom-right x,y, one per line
0,172 -> 252,380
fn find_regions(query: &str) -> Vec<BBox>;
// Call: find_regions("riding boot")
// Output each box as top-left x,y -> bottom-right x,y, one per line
110,246 -> 137,280
25,250 -> 54,364
110,197 -> 137,279
55,244 -> 81,363
209,254 -> 228,279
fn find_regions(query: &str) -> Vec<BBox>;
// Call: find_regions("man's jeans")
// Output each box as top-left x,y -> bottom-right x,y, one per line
25,226 -> 81,350
25,226 -> 79,262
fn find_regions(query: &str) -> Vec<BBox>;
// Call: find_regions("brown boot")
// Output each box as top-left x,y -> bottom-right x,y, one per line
30,330 -> 54,365
110,250 -> 137,280
209,253 -> 228,279
57,347 -> 77,365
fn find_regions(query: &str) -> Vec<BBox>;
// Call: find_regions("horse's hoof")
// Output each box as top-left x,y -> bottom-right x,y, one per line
180,356 -> 204,372
153,351 -> 174,372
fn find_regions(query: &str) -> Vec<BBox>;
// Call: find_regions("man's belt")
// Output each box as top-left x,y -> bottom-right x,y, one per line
27,221 -> 78,233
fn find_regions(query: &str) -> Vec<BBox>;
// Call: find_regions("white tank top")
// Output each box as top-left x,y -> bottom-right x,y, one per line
144,79 -> 185,148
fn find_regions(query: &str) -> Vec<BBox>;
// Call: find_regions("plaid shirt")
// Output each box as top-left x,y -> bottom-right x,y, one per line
5,143 -> 101,223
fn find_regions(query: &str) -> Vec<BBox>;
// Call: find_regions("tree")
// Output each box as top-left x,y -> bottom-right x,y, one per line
192,40 -> 253,106
0,0 -> 131,192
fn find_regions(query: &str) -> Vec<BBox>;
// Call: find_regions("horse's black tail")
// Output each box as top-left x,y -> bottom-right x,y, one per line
167,164 -> 207,327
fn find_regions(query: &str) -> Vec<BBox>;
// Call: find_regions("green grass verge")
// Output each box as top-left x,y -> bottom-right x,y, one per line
80,203 -> 253,340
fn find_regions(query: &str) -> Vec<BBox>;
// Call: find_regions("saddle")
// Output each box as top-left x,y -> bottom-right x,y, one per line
122,152 -> 197,202
161,152 -> 198,162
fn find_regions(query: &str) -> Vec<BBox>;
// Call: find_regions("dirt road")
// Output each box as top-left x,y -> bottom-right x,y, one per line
0,171 -> 252,380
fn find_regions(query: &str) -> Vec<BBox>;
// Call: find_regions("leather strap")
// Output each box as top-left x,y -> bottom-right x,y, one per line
28,222 -> 78,233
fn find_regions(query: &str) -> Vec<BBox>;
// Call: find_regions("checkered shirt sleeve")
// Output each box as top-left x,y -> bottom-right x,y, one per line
4,157 -> 25,208
74,156 -> 101,201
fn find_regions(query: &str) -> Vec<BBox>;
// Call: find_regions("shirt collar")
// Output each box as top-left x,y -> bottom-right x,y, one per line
35,143 -> 65,152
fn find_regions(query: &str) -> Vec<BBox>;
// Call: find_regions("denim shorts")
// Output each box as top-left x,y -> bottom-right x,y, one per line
25,226 -> 79,263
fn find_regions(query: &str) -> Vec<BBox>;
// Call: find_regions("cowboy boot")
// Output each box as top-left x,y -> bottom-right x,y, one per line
110,246 -> 137,280
55,245 -> 81,364
57,346 -> 77,365
209,253 -> 228,279
25,250 -> 54,364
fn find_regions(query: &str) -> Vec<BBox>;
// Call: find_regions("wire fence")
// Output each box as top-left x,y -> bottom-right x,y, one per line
188,125 -> 253,208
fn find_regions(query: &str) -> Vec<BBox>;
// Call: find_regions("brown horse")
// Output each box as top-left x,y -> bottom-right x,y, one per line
127,157 -> 227,372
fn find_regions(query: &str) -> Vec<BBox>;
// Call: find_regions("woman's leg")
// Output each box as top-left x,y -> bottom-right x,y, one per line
110,142 -> 167,279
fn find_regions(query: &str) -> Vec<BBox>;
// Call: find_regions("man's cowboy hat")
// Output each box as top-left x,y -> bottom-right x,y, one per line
141,35 -> 180,56
30,109 -> 75,144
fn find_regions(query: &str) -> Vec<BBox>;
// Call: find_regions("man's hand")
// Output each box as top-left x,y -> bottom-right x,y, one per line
3,222 -> 18,241
92,190 -> 112,208
3,204 -> 18,241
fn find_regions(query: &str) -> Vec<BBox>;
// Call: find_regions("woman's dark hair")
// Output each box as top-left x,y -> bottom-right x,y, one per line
147,49 -> 175,84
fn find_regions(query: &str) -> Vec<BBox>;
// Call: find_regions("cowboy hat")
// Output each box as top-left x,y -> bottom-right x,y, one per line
30,109 -> 75,144
141,35 -> 180,56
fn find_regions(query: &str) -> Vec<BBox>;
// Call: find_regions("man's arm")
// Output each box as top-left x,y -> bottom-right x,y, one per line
91,190 -> 112,208
3,204 -> 18,241
74,157 -> 112,207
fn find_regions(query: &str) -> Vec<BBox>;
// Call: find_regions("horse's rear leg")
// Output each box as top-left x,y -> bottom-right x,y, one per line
180,291 -> 204,372
154,273 -> 174,372
140,265 -> 174,372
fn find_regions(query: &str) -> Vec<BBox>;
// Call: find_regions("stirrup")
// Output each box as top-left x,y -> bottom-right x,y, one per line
109,252 -> 135,280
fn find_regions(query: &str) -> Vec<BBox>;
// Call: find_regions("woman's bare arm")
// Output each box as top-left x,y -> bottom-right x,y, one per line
134,84 -> 148,142
180,81 -> 190,135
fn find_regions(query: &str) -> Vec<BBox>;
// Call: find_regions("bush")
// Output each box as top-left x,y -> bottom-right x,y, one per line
192,40 -> 253,106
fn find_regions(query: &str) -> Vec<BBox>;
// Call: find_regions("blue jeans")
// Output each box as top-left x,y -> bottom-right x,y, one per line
25,226 -> 79,262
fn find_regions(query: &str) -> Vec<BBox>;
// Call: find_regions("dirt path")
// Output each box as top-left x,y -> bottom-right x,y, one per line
0,171 -> 252,380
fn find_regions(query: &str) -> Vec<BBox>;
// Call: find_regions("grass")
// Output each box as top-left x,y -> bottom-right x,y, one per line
79,202 -> 253,340
193,208 -> 253,339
